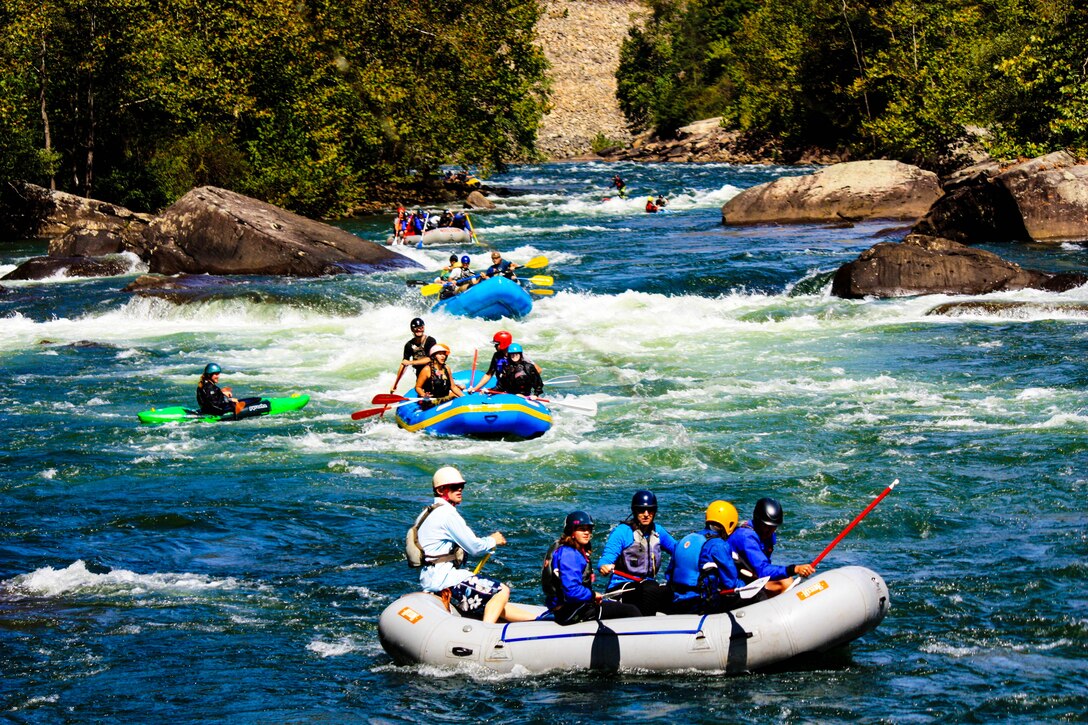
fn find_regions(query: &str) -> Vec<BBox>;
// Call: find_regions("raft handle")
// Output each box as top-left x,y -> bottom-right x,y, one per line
451,647 -> 474,657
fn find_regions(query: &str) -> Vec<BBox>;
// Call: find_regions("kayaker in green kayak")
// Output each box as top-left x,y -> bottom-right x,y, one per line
197,363 -> 260,416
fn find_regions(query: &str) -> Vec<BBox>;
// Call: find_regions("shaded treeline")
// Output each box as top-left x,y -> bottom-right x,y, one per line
617,0 -> 1088,169
0,0 -> 548,216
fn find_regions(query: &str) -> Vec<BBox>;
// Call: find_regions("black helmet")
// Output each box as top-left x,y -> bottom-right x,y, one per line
753,497 -> 783,527
631,490 -> 657,512
564,510 -> 594,535
410,317 -> 424,329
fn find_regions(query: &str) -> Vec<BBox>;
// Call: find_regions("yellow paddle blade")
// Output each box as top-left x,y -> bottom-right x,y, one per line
530,288 -> 554,296
528,275 -> 553,286
419,283 -> 442,296
525,256 -> 549,269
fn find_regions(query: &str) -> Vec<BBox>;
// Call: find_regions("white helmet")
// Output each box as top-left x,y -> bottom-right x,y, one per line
432,466 -> 466,489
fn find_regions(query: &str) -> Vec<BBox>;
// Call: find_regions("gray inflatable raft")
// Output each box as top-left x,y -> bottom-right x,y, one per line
387,227 -> 473,246
378,565 -> 889,673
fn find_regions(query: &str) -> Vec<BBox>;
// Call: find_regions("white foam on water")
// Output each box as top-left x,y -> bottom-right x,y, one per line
306,637 -> 363,657
3,560 -> 242,599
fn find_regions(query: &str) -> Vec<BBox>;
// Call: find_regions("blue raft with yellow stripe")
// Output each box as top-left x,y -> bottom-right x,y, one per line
394,371 -> 551,439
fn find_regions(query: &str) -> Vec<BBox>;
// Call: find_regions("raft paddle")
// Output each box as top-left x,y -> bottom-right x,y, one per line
542,375 -> 580,386
524,256 -> 548,269
351,399 -> 417,420
809,478 -> 900,569
719,576 -> 771,600
469,348 -> 479,388
419,282 -> 442,296
467,213 -> 479,245
372,393 -> 410,405
530,289 -> 554,296
529,395 -> 597,415
527,275 -> 553,286
472,552 -> 491,575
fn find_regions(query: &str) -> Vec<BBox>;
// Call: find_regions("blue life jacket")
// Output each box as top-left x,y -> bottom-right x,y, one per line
667,531 -> 708,594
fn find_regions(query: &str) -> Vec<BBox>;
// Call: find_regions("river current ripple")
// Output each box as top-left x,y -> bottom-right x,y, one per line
1,162 -> 1086,722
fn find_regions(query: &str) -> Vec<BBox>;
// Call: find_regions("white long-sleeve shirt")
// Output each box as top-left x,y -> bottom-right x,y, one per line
417,497 -> 496,592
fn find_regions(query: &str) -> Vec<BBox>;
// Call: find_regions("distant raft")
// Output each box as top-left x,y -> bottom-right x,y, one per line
388,228 -> 473,246
137,395 -> 309,424
378,566 -> 889,674
395,372 -> 551,439
432,276 -> 533,320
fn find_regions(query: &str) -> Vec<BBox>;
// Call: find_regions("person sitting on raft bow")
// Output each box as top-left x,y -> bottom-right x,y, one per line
495,344 -> 543,397
196,363 -> 262,416
414,343 -> 463,409
597,490 -> 677,616
391,317 -> 436,393
416,466 -> 535,624
542,511 -> 642,626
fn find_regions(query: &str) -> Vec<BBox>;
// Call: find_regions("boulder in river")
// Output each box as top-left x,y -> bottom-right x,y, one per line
721,160 -> 942,225
913,151 -> 1088,243
1,255 -> 136,281
831,233 -> 1088,299
465,191 -> 496,209
142,187 -> 418,276
1,181 -> 151,248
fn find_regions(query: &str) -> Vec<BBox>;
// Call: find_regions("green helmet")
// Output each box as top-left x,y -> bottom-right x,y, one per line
203,363 -> 221,375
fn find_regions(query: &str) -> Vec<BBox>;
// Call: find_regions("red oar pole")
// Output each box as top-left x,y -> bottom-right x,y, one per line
469,348 -> 478,389
810,479 -> 899,568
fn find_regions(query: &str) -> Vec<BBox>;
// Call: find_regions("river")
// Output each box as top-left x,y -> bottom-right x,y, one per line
1,161 -> 1086,722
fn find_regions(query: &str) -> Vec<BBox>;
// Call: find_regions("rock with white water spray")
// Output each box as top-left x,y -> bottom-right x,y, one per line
831,233 -> 1088,299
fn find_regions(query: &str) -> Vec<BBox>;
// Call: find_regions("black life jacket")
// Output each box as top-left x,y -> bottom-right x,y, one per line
196,378 -> 231,415
498,359 -> 540,395
423,363 -> 452,398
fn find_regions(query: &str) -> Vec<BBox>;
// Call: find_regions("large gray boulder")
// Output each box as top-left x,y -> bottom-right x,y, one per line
1,255 -> 134,281
722,160 -> 942,225
0,181 -> 151,248
831,233 -> 1087,299
914,151 -> 1088,243
141,186 -> 416,276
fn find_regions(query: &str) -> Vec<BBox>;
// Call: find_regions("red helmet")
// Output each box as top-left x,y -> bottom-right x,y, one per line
492,330 -> 512,350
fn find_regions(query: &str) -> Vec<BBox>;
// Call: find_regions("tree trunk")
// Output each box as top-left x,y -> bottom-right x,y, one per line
39,37 -> 55,191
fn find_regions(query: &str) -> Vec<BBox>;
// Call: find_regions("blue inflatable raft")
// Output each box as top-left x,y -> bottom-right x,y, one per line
431,276 -> 533,320
394,372 -> 551,439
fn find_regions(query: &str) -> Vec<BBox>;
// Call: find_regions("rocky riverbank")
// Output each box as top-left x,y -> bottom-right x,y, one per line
535,0 -> 646,160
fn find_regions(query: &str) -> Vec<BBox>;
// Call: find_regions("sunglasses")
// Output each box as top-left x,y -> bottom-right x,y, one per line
443,483 -> 465,491
634,507 -> 655,514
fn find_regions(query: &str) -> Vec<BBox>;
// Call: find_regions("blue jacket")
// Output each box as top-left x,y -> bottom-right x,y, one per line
546,545 -> 594,610
597,522 -> 677,590
698,534 -> 742,593
728,522 -> 789,581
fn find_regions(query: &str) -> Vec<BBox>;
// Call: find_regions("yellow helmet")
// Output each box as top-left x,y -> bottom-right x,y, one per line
705,500 -> 738,535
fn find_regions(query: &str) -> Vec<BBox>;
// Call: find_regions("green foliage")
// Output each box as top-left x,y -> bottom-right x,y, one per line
590,132 -> 624,155
0,0 -> 549,216
617,0 -> 755,135
618,0 -> 1088,165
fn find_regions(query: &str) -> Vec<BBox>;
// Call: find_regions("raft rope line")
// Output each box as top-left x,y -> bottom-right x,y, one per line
498,614 -> 711,645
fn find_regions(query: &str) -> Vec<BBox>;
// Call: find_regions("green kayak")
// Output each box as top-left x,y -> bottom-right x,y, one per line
137,394 -> 310,424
